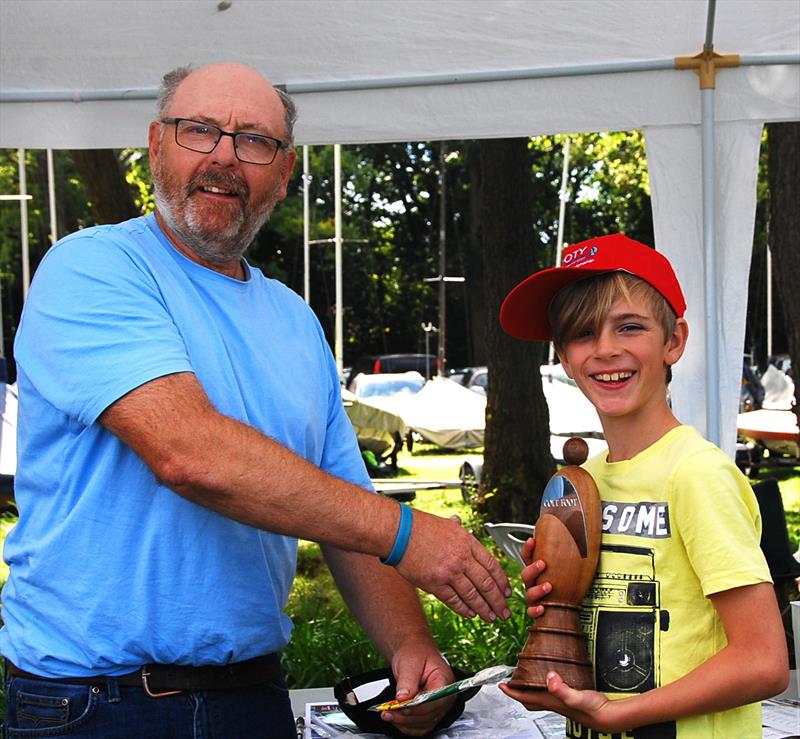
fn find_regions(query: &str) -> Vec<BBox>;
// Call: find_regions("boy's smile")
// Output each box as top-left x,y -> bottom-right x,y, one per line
558,293 -> 688,459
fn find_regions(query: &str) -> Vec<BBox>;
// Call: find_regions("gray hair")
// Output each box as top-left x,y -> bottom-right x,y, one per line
156,64 -> 297,145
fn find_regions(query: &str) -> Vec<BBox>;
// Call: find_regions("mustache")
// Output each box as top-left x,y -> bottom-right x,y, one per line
187,170 -> 250,201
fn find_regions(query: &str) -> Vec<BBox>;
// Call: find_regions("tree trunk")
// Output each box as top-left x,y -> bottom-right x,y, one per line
767,122 -> 800,429
70,149 -> 139,225
471,138 -> 556,524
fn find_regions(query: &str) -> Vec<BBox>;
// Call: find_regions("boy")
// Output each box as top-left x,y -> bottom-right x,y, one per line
497,234 -> 788,738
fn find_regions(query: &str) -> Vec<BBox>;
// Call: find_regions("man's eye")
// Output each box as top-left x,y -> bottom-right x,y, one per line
185,124 -> 211,135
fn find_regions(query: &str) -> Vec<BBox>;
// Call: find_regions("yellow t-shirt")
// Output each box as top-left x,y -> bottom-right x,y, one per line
566,425 -> 771,739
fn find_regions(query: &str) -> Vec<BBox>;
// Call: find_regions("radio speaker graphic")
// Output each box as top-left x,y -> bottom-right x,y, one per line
595,610 -> 655,692
585,544 -> 669,694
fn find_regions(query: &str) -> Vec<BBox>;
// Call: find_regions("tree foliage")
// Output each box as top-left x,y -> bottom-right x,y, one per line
0,129 -> 792,521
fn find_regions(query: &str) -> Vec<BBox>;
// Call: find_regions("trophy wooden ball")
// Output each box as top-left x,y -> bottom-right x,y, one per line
508,437 -> 601,691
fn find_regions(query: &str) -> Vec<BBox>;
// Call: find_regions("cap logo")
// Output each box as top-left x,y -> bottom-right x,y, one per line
562,244 -> 598,268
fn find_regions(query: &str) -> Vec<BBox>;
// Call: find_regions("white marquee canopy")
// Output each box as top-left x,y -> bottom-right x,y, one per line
1,0 -> 799,455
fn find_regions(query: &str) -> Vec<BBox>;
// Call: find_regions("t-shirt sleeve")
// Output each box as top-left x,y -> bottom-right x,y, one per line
15,231 -> 193,426
313,323 -> 373,492
671,449 -> 771,596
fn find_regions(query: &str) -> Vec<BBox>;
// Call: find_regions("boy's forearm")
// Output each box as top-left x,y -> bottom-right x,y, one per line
604,641 -> 787,730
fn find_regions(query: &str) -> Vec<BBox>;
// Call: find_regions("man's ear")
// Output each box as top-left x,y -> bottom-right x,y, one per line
148,121 -> 162,169
665,318 -> 689,369
276,148 -> 298,201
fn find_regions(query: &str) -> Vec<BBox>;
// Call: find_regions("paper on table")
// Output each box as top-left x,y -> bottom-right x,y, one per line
762,698 -> 800,738
369,666 -> 514,712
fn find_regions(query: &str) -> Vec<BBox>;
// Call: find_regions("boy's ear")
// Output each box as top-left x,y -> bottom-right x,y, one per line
556,350 -> 575,379
665,318 -> 689,369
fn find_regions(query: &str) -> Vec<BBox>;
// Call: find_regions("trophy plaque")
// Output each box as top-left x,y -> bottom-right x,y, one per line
508,437 -> 601,690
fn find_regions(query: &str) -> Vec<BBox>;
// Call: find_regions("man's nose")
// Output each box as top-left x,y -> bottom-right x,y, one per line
210,133 -> 239,166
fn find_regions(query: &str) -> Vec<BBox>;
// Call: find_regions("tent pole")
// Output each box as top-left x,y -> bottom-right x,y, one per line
18,149 -> 31,300
766,244 -> 773,357
549,137 -> 571,366
303,146 -> 311,304
334,144 -> 343,380
4,54 -> 797,106
702,0 -> 721,446
701,89 -> 721,446
47,149 -> 57,245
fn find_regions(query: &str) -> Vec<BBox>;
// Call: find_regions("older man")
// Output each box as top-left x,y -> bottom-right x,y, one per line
0,63 -> 511,738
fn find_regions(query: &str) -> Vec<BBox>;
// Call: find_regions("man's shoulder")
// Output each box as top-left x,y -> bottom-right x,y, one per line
55,215 -> 152,249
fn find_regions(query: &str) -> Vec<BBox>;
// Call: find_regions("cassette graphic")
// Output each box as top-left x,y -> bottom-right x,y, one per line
582,544 -> 670,694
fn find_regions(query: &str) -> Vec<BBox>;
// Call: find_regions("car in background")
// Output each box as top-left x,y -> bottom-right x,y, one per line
347,354 -> 438,386
448,366 -> 488,395
349,371 -> 426,401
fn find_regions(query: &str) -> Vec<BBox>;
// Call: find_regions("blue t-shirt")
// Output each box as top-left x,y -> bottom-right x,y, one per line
0,214 -> 371,677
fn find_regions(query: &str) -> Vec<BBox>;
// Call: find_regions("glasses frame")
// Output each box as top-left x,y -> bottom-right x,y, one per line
160,118 -> 286,165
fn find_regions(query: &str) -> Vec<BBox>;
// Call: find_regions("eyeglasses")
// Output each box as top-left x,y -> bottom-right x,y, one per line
160,118 -> 286,165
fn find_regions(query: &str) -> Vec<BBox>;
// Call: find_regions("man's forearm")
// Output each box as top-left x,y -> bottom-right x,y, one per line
100,371 -> 511,623
323,545 -> 437,663
100,371 -> 399,557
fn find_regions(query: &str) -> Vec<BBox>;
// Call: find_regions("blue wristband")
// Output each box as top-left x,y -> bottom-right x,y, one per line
380,502 -> 413,566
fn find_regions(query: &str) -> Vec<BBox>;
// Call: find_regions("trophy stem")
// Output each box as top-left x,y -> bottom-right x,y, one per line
508,601 -> 594,690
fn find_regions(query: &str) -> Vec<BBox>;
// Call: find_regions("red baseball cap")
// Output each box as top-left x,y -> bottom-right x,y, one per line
500,234 -> 686,341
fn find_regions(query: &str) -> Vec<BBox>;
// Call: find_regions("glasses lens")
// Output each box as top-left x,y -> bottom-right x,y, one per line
235,133 -> 279,165
175,120 -> 220,153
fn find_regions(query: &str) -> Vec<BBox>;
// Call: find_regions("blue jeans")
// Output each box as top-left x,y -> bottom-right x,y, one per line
3,674 -> 296,738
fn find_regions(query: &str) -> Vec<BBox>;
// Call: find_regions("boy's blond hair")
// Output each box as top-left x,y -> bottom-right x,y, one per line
548,273 -> 679,382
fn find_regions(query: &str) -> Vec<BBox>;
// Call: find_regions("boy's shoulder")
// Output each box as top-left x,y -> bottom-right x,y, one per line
585,425 -> 743,492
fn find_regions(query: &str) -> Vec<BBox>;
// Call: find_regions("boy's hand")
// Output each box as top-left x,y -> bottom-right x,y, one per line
500,671 -> 616,731
519,537 -> 552,619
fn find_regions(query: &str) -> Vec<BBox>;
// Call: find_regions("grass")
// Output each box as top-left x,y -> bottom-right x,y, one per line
771,468 -> 800,552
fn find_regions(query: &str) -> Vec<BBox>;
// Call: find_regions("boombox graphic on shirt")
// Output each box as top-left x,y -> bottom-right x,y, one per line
581,543 -> 671,694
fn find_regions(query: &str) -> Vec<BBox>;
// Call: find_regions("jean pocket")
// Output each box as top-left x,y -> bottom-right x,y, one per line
6,679 -> 100,737
16,691 -> 70,729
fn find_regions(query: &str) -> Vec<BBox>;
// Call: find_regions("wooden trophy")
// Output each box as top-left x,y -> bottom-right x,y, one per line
508,437 -> 601,690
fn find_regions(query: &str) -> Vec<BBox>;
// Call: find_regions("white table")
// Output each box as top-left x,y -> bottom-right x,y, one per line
291,676 -> 800,738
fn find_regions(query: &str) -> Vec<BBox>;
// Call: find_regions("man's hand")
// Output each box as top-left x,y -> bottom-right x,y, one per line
395,510 -> 511,623
381,645 -> 457,737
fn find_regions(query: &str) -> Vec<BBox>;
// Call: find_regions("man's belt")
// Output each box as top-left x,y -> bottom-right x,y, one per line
5,654 -> 282,698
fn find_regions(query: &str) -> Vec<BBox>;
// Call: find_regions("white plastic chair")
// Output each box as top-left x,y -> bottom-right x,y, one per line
484,522 -> 535,567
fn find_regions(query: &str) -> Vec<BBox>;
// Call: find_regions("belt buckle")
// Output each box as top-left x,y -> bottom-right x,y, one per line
141,667 -> 182,698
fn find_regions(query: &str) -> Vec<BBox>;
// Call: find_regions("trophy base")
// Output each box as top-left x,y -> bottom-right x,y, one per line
508,653 -> 594,691
509,603 -> 594,691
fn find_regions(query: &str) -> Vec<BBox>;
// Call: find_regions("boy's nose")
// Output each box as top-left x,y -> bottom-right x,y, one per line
593,327 -> 621,357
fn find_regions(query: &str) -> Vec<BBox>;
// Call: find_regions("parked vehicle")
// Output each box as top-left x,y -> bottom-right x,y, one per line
347,354 -> 438,386
349,371 -> 426,400
448,366 -> 488,395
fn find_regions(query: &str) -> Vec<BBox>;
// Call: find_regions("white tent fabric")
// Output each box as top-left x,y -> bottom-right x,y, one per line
1,0 -> 799,456
646,121 -> 765,455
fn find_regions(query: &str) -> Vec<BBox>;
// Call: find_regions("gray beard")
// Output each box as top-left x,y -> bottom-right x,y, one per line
152,169 -> 279,266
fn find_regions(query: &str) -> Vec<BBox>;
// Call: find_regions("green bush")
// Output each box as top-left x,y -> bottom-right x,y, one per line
282,541 -> 529,688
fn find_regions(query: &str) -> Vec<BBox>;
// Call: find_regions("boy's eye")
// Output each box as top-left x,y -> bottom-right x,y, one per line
620,323 -> 644,332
